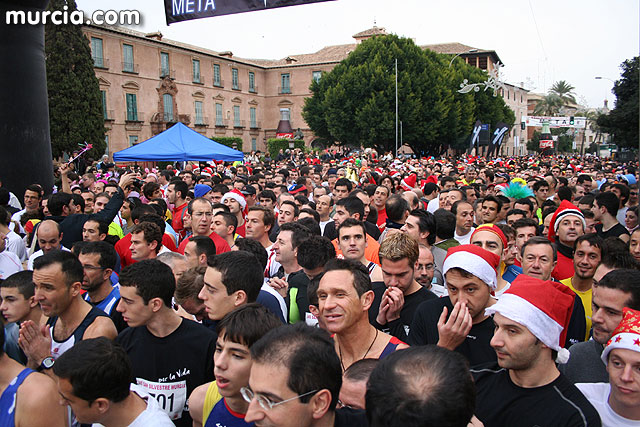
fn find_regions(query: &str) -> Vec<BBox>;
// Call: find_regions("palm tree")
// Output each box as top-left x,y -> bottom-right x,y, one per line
533,93 -> 563,115
550,80 -> 577,106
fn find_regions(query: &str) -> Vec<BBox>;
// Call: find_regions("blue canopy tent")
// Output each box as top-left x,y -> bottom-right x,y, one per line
113,122 -> 244,162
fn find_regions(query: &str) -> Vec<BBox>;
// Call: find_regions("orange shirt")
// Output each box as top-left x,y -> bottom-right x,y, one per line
332,234 -> 380,265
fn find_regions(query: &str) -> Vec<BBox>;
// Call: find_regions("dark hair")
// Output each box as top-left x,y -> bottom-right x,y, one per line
495,223 -> 514,241
366,345 -> 475,427
170,180 -> 189,200
512,218 -> 539,232
335,178 -> 353,192
601,238 -> 640,270
212,183 -> 230,195
299,208 -> 320,223
215,211 -> 238,234
344,358 -> 378,382
48,192 -> 73,216
408,209 -> 436,245
505,208 -> 526,220
279,222 -> 312,250
280,200 -> 299,218
422,182 -> 438,197
119,259 -> 175,307
307,274 -> 322,307
175,265 -> 206,304
336,196 -> 365,220
258,189 -> 277,203
514,198 -> 534,215
78,241 -> 117,270
296,235 -> 336,271
595,192 -> 620,216
574,233 -> 604,253
433,208 -> 456,240
130,205 -> 156,222
251,323 -> 341,409
450,200 -> 472,215
248,206 -> 275,232
189,235 -> 217,260
0,206 -> 10,226
53,338 -> 131,404
482,195 -> 503,211
581,208 -> 595,220
386,195 -> 410,223
235,238 -> 268,270
337,218 -> 367,241
207,251 -> 262,302
577,174 -> 593,184
131,222 -> 163,253
521,236 -> 557,261
579,194 -> 595,208
297,217 -> 321,236
597,269 -> 640,310
142,182 -> 161,200
532,180 -> 550,192
1,270 -> 35,299
33,250 -> 83,287
217,303 -> 282,348
557,186 -> 573,202
84,219 -> 109,237
323,258 -> 371,297
71,193 -> 85,212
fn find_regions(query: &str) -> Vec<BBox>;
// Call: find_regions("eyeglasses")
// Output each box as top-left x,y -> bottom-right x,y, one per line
82,265 -> 105,271
240,387 -> 318,411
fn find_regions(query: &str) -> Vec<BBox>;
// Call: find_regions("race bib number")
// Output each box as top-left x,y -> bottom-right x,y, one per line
136,378 -> 187,420
305,312 -> 318,327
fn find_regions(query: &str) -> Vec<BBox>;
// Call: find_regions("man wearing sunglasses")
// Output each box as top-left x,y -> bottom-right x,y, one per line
243,323 -> 368,426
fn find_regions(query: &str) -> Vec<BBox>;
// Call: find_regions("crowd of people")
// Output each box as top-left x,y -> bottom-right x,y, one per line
1,147 -> 640,426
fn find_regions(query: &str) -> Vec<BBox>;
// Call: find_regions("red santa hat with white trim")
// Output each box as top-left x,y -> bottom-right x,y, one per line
485,274 -> 575,363
548,200 -> 586,242
400,174 -> 417,191
601,307 -> 640,365
443,244 -> 500,290
221,189 -> 247,214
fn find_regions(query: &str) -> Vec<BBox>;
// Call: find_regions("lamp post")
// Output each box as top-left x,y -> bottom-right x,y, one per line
395,58 -> 398,158
448,48 -> 479,68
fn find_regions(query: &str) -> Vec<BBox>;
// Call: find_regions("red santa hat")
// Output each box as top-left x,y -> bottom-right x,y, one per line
400,174 -> 417,191
221,189 -> 247,212
471,224 -> 508,250
601,307 -> 640,365
443,244 -> 500,290
485,274 -> 575,363
548,200 -> 586,242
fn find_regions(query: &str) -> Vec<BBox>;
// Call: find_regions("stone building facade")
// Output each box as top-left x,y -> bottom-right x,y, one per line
83,24 -> 527,156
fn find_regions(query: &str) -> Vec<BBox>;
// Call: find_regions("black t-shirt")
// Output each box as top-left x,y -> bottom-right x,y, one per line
368,282 -> 437,342
408,297 -> 497,368
595,222 -> 629,240
472,365 -> 601,427
334,407 -> 369,427
116,318 -> 216,427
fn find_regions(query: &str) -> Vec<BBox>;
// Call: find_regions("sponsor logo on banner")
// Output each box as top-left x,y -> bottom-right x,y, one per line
165,0 -> 335,24
276,132 -> 294,139
539,139 -> 554,149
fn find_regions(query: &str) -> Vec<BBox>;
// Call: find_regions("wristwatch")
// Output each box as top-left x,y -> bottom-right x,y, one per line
38,356 -> 55,372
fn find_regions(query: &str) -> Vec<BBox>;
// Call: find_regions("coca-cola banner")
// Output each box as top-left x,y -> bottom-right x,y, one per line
539,139 -> 554,149
165,0 -> 335,24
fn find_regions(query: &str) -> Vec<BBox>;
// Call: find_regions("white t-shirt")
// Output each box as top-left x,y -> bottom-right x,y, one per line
27,246 -> 71,270
6,230 -> 27,261
576,382 -> 640,427
454,227 -> 475,245
93,384 -> 175,427
0,250 -> 22,279
427,197 -> 440,213
261,280 -> 288,321
319,219 -> 333,235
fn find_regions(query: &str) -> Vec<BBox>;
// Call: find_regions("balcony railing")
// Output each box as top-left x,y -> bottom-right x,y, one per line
232,82 -> 242,91
125,112 -> 144,122
193,74 -> 203,84
160,68 -> 175,79
249,85 -> 258,93
163,113 -> 178,123
215,119 -> 227,127
195,116 -> 209,126
250,121 -> 261,129
233,120 -> 245,128
122,62 -> 139,74
93,57 -> 109,69
213,79 -> 224,88
278,86 -> 292,94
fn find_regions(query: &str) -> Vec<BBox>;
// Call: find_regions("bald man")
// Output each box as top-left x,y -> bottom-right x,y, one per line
27,220 -> 71,269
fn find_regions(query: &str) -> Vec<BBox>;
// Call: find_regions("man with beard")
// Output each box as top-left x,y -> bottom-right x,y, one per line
473,275 -> 600,427
560,234 -> 603,341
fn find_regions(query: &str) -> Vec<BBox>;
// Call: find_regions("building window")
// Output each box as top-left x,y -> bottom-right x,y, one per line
251,138 -> 257,151
160,52 -> 170,77
163,93 -> 174,122
195,101 -> 204,125
213,64 -> 221,86
249,72 -> 255,92
232,68 -> 239,90
281,73 -> 290,94
91,37 -> 104,67
125,93 -> 137,121
280,108 -> 290,121
233,105 -> 241,127
129,135 -> 138,146
250,107 -> 257,128
192,59 -> 201,83
312,71 -> 322,83
105,135 -> 109,155
215,103 -> 223,126
122,44 -> 134,73
101,90 -> 108,119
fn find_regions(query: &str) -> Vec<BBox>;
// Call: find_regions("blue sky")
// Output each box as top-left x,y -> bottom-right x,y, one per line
77,0 -> 639,109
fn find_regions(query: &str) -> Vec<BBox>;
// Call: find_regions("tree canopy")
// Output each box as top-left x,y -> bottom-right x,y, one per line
597,57 -> 639,149
302,35 -> 514,155
46,0 -> 105,160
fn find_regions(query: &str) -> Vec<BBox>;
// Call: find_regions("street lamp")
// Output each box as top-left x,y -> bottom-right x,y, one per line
448,48 -> 478,68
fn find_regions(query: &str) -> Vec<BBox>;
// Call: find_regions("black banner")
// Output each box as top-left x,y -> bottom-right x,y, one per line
486,122 -> 509,157
468,120 -> 482,154
165,0 -> 335,25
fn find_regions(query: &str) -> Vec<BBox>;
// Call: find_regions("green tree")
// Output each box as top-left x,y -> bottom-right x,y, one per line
598,57 -> 639,149
550,80 -> 577,106
46,0 -> 105,160
533,93 -> 563,116
302,35 -> 513,155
